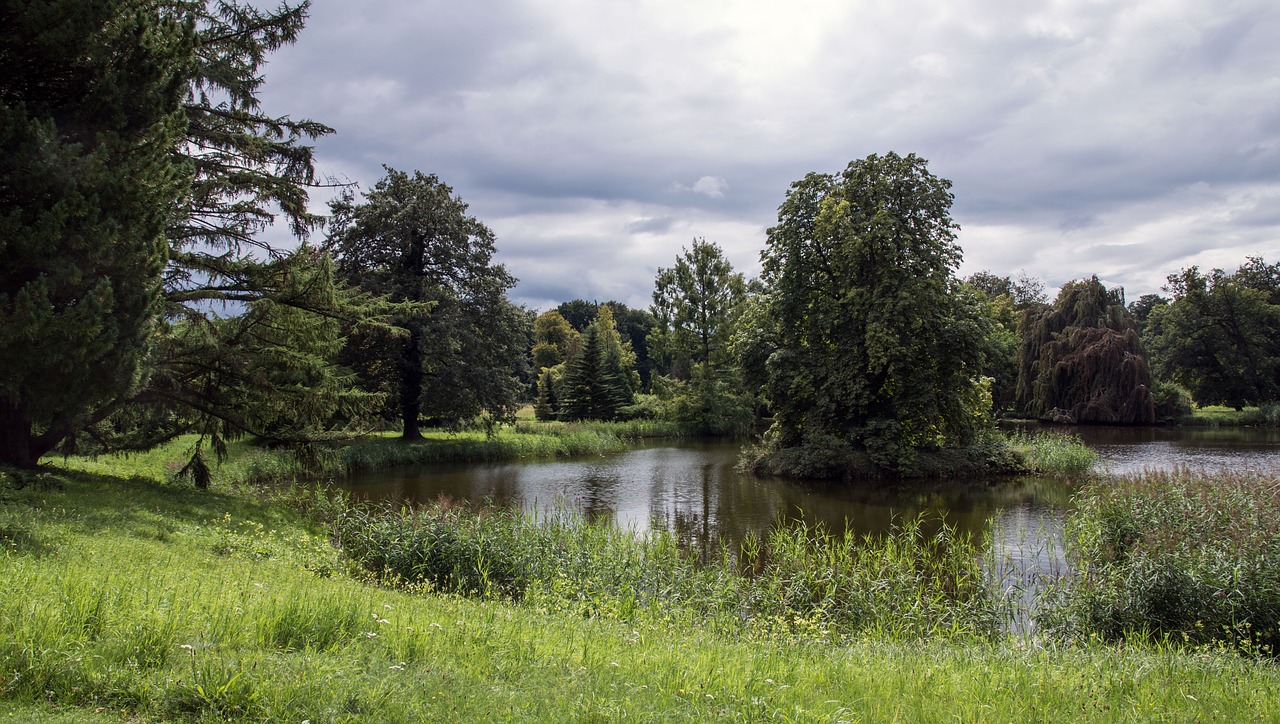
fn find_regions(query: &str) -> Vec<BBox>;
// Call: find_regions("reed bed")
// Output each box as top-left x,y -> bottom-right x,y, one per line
1005,430 -> 1098,476
1039,467 -> 1280,655
331,499 -> 1006,643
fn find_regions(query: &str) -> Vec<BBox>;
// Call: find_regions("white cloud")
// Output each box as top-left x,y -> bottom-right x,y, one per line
260,0 -> 1280,306
670,176 -> 729,199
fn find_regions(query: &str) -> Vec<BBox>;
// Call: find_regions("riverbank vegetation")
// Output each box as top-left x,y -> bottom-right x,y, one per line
3,460 -> 1279,720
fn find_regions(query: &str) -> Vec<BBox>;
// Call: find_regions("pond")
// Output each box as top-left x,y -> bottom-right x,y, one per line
342,425 -> 1280,546
341,425 -> 1280,629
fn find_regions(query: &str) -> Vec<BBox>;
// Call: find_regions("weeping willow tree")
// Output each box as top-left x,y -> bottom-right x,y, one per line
1016,277 -> 1155,424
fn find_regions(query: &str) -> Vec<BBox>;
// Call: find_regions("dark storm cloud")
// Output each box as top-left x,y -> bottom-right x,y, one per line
260,0 -> 1280,308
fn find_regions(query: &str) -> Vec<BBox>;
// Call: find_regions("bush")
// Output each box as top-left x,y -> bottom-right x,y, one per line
1039,468 -> 1280,655
1151,380 -> 1193,422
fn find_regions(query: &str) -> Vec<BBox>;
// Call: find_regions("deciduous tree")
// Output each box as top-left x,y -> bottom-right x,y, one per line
1016,277 -> 1155,424
755,153 -> 992,475
1146,262 -> 1280,409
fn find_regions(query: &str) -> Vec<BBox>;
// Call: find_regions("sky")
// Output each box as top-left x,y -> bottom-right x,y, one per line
259,0 -> 1280,311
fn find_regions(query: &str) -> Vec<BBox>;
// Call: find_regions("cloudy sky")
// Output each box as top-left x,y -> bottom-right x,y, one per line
259,0 -> 1280,311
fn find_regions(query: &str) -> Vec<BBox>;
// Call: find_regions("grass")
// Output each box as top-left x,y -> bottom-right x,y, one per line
55,417 -> 689,490
1006,430 -> 1098,477
2,456 -> 1279,720
1181,404 -> 1280,428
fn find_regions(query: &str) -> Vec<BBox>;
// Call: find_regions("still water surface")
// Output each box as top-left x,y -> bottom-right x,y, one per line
343,426 -> 1280,548
342,426 -> 1280,625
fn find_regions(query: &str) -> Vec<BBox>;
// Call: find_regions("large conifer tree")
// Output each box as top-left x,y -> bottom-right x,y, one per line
327,168 -> 527,438
0,1 -> 193,467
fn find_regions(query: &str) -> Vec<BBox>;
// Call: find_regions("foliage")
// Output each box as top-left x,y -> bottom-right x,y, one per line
960,279 -> 1021,416
557,320 -> 631,421
650,367 -> 754,436
2,0 -> 392,469
554,299 -> 596,331
650,238 -> 746,377
328,167 -> 528,438
1150,380 -> 1193,423
965,270 -> 1048,311
142,1 -> 384,458
1127,293 -> 1167,334
533,368 -> 559,420
1040,468 -> 1280,656
0,0 -> 193,467
531,310 -> 577,370
1145,259 -> 1280,409
603,301 -> 658,390
648,238 -> 751,434
756,153 -> 995,475
1016,277 -> 1155,424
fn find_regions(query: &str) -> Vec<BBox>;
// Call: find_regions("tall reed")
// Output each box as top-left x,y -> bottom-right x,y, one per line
1039,467 -> 1280,655
331,500 -> 1005,642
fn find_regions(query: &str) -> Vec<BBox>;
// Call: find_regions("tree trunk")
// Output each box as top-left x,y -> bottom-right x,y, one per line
0,399 -> 39,468
399,328 -> 424,440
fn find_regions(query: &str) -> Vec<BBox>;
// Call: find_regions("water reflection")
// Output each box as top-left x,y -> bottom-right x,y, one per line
340,428 -> 1280,630
343,440 -> 1078,554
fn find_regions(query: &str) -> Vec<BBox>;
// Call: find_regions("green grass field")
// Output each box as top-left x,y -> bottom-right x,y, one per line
2,439 -> 1277,720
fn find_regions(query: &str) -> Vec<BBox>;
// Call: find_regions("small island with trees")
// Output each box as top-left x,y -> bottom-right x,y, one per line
2,1 -> 1278,720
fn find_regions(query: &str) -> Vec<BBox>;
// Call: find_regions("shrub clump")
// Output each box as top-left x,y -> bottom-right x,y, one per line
1039,468 -> 1280,655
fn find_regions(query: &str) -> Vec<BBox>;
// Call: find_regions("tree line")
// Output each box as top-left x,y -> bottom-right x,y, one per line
3,2 -> 1277,478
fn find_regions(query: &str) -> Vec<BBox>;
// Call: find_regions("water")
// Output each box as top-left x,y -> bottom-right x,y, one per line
340,426 -> 1280,628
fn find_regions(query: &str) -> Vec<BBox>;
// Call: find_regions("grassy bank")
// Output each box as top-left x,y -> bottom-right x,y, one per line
743,429 -> 1097,481
3,458 -> 1279,720
1180,404 -> 1280,428
57,418 -> 691,489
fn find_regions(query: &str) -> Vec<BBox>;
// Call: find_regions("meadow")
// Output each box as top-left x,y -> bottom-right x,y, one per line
1,431 -> 1278,721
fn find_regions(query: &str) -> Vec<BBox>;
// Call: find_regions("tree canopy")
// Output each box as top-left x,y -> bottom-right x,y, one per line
327,167 -> 527,438
1016,277 -> 1155,424
650,238 -> 746,379
754,153 -> 993,475
1145,260 -> 1280,409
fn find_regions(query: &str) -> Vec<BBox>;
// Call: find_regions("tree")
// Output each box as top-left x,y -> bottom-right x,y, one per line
104,1 -> 382,471
557,306 -> 635,420
533,368 -> 559,421
603,301 -> 657,391
649,239 -> 751,434
1,1 -> 386,473
0,1 -> 193,468
1016,277 -> 1155,424
1127,293 -> 1167,335
650,239 -> 746,377
531,310 -> 578,370
556,299 -> 598,332
328,168 -> 527,438
1146,263 -> 1280,409
960,280 -> 1020,417
755,153 -> 993,475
